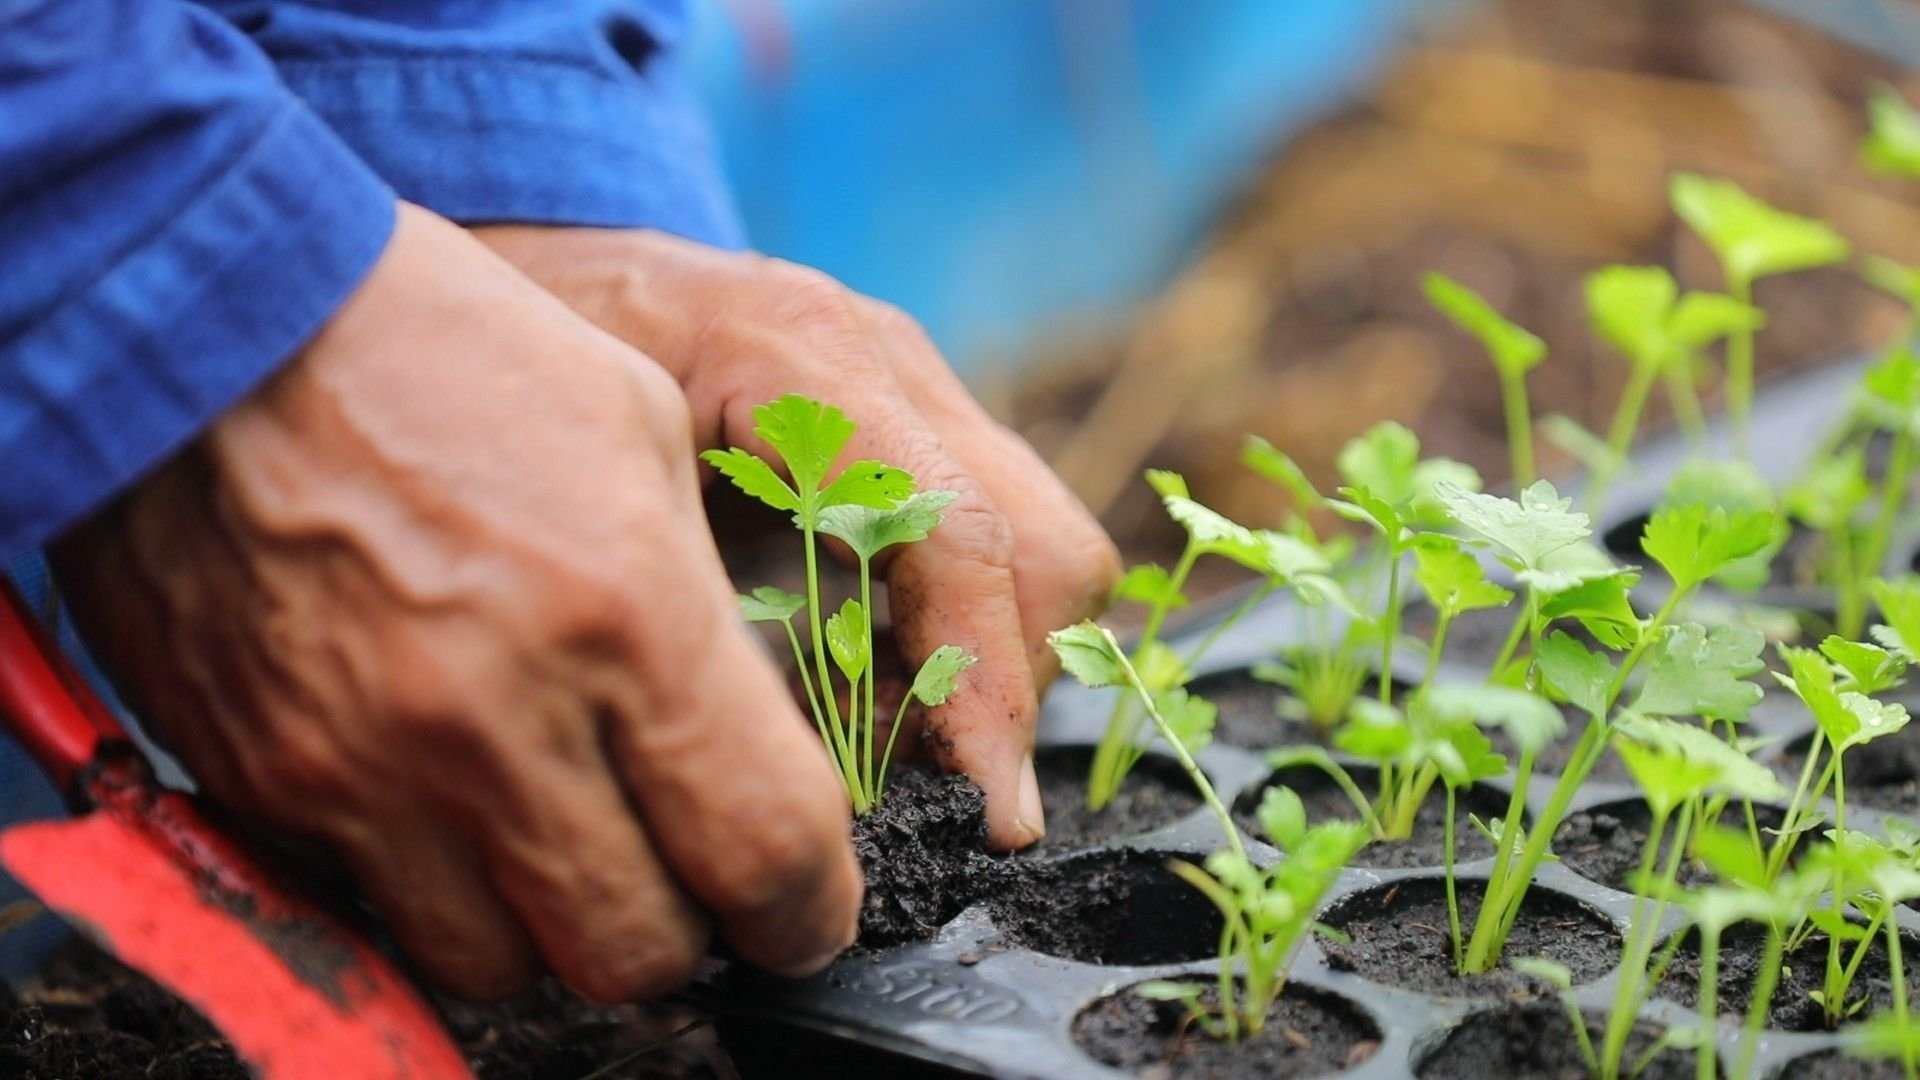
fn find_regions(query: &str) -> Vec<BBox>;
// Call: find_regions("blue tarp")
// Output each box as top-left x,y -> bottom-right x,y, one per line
689,0 -> 1411,370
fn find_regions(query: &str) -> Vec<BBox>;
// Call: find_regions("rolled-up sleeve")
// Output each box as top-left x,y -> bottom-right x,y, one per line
0,0 -> 396,556
204,0 -> 745,247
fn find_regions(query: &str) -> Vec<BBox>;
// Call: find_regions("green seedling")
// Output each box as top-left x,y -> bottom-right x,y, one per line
1086,470 -> 1346,809
1242,425 -> 1472,730
1457,495 -> 1774,975
1794,832 -> 1920,1032
1592,715 -> 1785,1080
1052,621 -> 1369,1042
1583,265 -> 1764,511
1424,272 -> 1547,485
1865,82 -> 1920,180
1669,173 -> 1849,456
1138,786 -> 1369,1041
706,395 -> 976,812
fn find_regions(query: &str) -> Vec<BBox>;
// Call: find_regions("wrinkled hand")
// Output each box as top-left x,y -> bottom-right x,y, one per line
51,205 -> 861,1001
473,227 -> 1122,849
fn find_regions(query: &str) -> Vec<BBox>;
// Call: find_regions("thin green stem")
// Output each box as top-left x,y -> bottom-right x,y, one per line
1112,641 -> 1245,863
1423,611 -> 1453,691
1734,927 -> 1785,1079
804,525 -> 859,806
1590,360 -> 1661,516
1445,785 -> 1464,971
1696,925 -> 1721,1080
1489,592 -> 1534,677
1769,730 -> 1827,881
1665,363 -> 1710,449
1089,542 -> 1200,809
1379,547 -> 1403,708
860,556 -> 877,804
782,620 -> 831,749
1179,581 -> 1276,673
1728,275 -> 1755,460
1500,369 -> 1536,487
1851,425 -> 1916,638
1601,803 -> 1678,1076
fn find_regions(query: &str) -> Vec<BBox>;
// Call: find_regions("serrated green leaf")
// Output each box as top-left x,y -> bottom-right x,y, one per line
1872,579 -> 1920,663
1328,485 -> 1409,544
1155,688 -> 1217,753
1537,631 -> 1616,721
1436,479 -> 1590,571
1134,640 -> 1192,693
1257,786 -> 1309,851
1538,565 -> 1641,648
817,490 -> 957,562
1144,468 -> 1189,500
909,645 -> 976,707
1864,82 -> 1920,178
1776,645 -> 1911,752
1336,421 -> 1423,504
1639,502 -> 1777,590
825,599 -> 869,682
1862,345 -> 1920,415
1631,623 -> 1766,723
1670,173 -> 1850,283
737,585 -> 805,623
1612,713 -> 1785,817
700,447 -> 801,513
1413,539 -> 1514,617
1424,272 -> 1546,377
1424,683 -> 1566,756
1112,564 -> 1188,609
819,460 -> 915,511
1516,540 -> 1632,600
752,394 -> 856,496
1820,635 -> 1907,695
1048,621 -> 1127,689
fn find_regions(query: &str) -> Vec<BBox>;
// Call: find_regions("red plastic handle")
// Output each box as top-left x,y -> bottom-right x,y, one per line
0,581 -> 125,790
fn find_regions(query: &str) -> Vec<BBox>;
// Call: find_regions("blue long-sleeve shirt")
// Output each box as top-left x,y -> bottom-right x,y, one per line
1,0 -> 740,558
0,0 -> 742,977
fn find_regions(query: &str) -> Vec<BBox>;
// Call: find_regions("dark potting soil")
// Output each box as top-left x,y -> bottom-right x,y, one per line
1072,981 -> 1380,1078
1414,1001 -> 1701,1080
1187,668 -> 1329,750
1032,746 -> 1204,853
1779,1048 -> 1911,1078
1775,725 -> 1920,815
852,770 -> 1011,947
1556,798 -> 1788,893
988,848 -> 1224,966
1487,706 -> 1634,784
1402,603 -> 1514,668
4,941 -> 734,1079
1232,765 -> 1512,870
1660,923 -> 1920,1033
1319,877 -> 1621,999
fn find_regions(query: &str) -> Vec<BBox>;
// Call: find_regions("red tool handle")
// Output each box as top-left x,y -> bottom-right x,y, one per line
0,581 -> 125,791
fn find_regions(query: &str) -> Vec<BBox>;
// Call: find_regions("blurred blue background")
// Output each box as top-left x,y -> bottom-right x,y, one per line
686,0 -> 1415,372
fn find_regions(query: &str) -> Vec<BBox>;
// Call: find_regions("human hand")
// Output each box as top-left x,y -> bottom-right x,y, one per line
471,226 -> 1122,849
50,204 -> 861,1001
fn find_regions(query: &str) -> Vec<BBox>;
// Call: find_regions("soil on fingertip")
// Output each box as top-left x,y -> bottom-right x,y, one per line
852,770 -> 1012,947
1031,746 -> 1204,853
1073,981 -> 1381,1078
1660,923 -> 1920,1033
1415,1001 -> 1703,1080
1233,766 -> 1514,869
1556,799 -> 1788,893
1319,877 -> 1620,1000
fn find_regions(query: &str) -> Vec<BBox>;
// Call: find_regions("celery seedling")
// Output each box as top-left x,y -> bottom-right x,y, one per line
706,395 -> 976,812
1458,498 -> 1775,974
1669,174 -> 1850,456
1864,82 -> 1920,180
1086,471 -> 1346,809
1052,621 -> 1368,1042
1582,264 -> 1764,512
1423,272 -> 1546,485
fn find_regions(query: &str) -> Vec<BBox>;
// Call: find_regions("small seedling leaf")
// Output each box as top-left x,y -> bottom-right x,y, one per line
1412,538 -> 1513,617
1242,436 -> 1324,509
1426,684 -> 1566,757
1612,713 -> 1786,817
1820,635 -> 1908,695
1631,623 -> 1766,723
817,490 -> 958,562
1423,272 -> 1546,377
737,585 -> 806,623
819,460 -> 915,511
1639,502 -> 1776,590
1435,479 -> 1590,571
1586,264 -> 1679,371
753,395 -> 857,496
1537,630 -> 1616,721
1049,621 -> 1127,689
701,448 -> 802,513
910,645 -> 976,707
1670,173 -> 1850,283
825,599 -> 869,682
1257,786 -> 1309,851
1112,563 -> 1188,609
1864,82 -> 1920,178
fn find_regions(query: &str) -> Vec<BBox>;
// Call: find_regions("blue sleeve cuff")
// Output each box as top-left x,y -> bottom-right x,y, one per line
0,101 -> 394,555
276,51 -> 744,248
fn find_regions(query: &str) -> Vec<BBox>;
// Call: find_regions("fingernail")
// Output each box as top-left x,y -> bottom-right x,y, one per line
1015,753 -> 1046,844
774,943 -> 847,980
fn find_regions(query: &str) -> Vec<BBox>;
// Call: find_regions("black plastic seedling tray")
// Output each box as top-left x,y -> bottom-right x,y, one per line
696,358 -> 1920,1078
